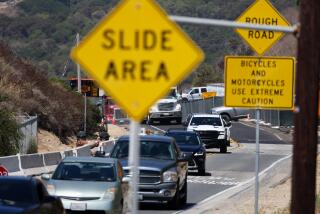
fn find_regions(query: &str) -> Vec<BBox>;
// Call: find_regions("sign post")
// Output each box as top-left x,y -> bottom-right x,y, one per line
70,0 -> 204,213
225,56 -> 295,214
0,166 -> 8,176
234,2 -> 292,212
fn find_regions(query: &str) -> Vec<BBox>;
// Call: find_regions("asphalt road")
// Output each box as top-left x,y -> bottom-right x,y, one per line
138,121 -> 292,214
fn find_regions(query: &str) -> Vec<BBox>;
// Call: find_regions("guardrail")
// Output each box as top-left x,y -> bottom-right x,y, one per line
0,140 -> 115,176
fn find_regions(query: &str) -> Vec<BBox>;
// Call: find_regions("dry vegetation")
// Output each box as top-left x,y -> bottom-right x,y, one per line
0,42 -> 98,143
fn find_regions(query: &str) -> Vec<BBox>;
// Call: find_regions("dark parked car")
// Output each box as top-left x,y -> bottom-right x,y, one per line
110,135 -> 189,209
0,176 -> 64,214
165,129 -> 206,175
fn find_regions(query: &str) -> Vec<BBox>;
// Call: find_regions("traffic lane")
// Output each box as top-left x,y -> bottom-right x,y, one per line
230,121 -> 288,144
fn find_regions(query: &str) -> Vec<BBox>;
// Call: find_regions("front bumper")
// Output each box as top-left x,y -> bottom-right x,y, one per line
149,111 -> 182,119
202,139 -> 226,149
60,197 -> 120,213
138,182 -> 177,201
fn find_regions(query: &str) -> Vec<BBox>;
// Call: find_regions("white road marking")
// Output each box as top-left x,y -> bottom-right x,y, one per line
149,125 -> 166,133
274,133 -> 282,141
187,175 -> 240,186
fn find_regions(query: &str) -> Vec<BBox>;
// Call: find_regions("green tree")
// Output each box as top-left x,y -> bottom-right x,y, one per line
0,109 -> 21,156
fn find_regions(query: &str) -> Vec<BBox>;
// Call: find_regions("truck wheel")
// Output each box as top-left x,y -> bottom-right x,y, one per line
220,145 -> 227,153
221,114 -> 231,123
180,178 -> 187,205
168,183 -> 181,209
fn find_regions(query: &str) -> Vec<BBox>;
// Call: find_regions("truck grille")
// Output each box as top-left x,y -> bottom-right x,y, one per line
196,131 -> 219,141
124,169 -> 161,184
158,102 -> 175,111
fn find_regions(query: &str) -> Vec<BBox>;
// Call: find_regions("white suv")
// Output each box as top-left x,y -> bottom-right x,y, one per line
184,114 -> 231,153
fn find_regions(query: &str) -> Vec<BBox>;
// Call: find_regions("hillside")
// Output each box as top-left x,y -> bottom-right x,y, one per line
0,42 -> 100,142
0,0 -> 297,85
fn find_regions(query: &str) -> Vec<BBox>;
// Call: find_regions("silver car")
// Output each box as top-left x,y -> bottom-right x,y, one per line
43,157 -> 124,214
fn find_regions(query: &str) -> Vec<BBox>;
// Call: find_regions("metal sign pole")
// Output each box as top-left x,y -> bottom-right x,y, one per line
84,93 -> 87,133
128,120 -> 141,214
76,33 -> 81,93
254,109 -> 260,214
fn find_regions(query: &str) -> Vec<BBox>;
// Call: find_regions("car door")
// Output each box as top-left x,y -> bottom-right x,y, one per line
190,88 -> 200,100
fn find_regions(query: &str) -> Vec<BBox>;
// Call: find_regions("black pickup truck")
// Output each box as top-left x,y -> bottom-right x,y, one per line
110,135 -> 189,209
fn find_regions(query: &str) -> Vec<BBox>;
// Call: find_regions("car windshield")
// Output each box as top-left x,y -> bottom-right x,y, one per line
0,180 -> 35,204
166,132 -> 200,145
190,117 -> 222,126
52,162 -> 116,182
111,140 -> 175,160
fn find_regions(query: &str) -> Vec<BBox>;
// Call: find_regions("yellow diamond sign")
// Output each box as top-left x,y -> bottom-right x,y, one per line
236,0 -> 290,55
71,0 -> 204,121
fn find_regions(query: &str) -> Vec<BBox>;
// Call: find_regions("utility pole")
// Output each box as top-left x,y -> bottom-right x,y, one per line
291,0 -> 320,213
76,33 -> 81,93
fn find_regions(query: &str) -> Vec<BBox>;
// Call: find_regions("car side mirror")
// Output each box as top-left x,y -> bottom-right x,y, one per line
41,174 -> 51,180
94,150 -> 106,157
178,152 -> 192,162
226,122 -> 232,127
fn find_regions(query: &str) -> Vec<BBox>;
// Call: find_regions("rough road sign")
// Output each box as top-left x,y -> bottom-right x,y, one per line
236,0 -> 290,55
225,56 -> 295,109
71,0 -> 204,121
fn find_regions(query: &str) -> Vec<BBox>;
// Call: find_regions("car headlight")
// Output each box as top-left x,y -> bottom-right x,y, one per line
103,187 -> 117,200
163,171 -> 178,182
194,150 -> 204,156
47,184 -> 55,195
150,105 -> 157,112
174,103 -> 181,111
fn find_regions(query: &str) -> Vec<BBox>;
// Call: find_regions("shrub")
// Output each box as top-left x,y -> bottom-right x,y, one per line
0,108 -> 21,156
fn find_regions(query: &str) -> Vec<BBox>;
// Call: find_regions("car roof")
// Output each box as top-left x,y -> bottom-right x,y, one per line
62,156 -> 118,164
118,135 -> 173,143
191,113 -> 220,118
165,129 -> 197,134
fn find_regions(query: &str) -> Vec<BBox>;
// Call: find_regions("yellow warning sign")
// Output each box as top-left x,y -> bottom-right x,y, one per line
225,56 -> 295,109
236,0 -> 290,55
71,0 -> 204,121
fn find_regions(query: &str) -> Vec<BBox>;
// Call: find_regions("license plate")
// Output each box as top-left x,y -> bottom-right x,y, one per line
70,203 -> 87,211
163,113 -> 170,116
139,194 -> 143,201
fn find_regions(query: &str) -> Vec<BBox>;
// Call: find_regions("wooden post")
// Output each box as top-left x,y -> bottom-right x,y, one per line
291,0 -> 320,213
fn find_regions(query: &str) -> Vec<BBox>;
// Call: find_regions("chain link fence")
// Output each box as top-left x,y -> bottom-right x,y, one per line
17,115 -> 38,154
181,96 -> 224,121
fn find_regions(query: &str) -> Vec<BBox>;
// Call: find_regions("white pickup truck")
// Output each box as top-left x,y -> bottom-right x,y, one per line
211,106 -> 250,122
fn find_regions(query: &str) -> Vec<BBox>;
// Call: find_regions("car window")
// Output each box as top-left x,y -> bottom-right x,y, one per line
191,89 -> 199,94
0,179 -> 36,204
190,117 -> 222,126
52,162 -> 116,182
166,133 -> 200,145
201,88 -> 207,93
111,140 -> 175,160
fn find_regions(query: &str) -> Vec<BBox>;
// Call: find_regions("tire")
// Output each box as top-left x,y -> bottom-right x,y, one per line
220,144 -> 227,153
227,139 -> 231,147
168,183 -> 181,209
198,162 -> 206,176
221,113 -> 231,123
180,178 -> 187,205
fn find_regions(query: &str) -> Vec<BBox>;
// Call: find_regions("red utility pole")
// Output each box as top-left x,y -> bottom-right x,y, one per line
291,0 -> 320,213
